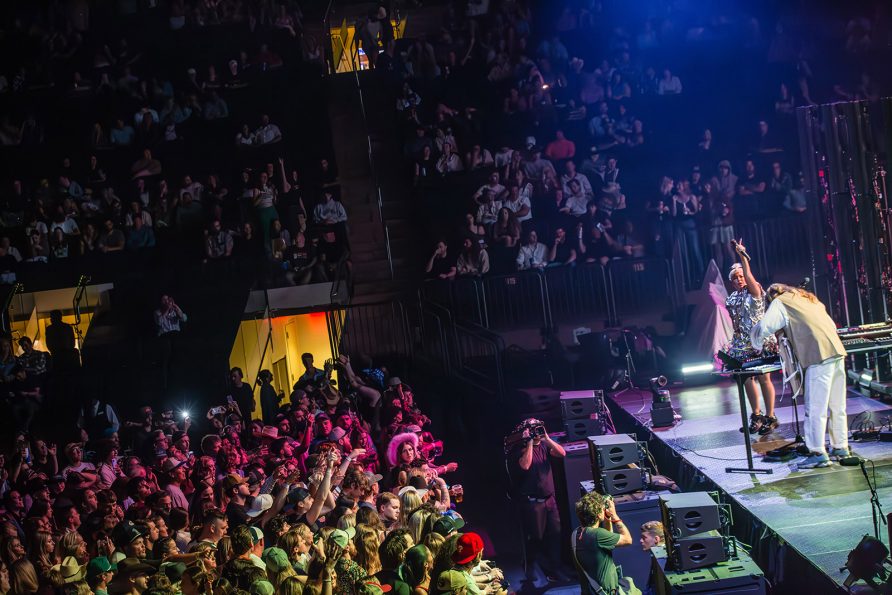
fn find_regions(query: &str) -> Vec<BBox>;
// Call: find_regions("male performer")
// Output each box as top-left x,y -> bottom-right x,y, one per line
750,284 -> 848,468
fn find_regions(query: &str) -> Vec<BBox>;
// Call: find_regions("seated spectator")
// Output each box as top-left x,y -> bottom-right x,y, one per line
475,191 -> 502,227
109,119 -> 136,147
206,220 -> 234,260
545,130 -> 575,162
436,142 -> 463,174
126,217 -> 156,251
98,219 -> 126,253
313,190 -> 348,225
284,232 -> 320,285
521,148 -> 554,182
455,238 -> 490,277
236,124 -> 255,148
754,120 -> 783,153
254,115 -> 282,146
473,173 -> 506,205
560,180 -> 589,217
577,221 -> 616,265
203,91 -> 229,120
561,161 -> 593,200
396,83 -> 422,112
465,145 -> 494,171
318,230 -> 350,280
548,227 -> 577,266
426,241 -> 456,280
516,230 -> 548,271
131,149 -> 162,179
657,69 -> 683,95
503,185 -> 532,224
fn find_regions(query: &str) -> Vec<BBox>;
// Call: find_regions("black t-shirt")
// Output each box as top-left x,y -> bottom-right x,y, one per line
427,254 -> 455,279
554,240 -> 573,263
226,500 -> 250,528
318,238 -> 347,266
583,233 -> 611,259
229,383 -> 255,418
286,244 -> 316,269
512,442 -> 555,498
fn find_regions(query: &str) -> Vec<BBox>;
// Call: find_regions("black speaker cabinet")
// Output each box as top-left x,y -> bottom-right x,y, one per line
513,387 -> 561,413
564,417 -> 604,441
598,466 -> 646,496
651,400 -> 675,427
651,544 -> 766,594
660,492 -> 727,540
667,531 -> 733,571
589,434 -> 643,471
560,390 -> 604,419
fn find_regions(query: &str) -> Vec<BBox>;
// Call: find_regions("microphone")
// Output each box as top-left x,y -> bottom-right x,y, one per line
797,277 -> 811,289
730,239 -> 751,262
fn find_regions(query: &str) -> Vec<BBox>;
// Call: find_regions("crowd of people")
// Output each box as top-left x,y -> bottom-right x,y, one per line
398,0 -> 885,285
0,0 -> 350,289
0,345 -> 511,595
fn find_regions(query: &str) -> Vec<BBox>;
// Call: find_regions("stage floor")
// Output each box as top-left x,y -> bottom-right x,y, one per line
610,378 -> 892,590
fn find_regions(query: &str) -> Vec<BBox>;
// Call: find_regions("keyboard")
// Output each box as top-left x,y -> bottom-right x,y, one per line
717,350 -> 779,371
838,322 -> 892,354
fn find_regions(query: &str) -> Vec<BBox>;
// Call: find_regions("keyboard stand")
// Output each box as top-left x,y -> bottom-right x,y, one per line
719,365 -> 782,475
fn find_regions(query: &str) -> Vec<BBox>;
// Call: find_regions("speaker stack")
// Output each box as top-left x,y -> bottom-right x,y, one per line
659,492 -> 733,571
588,433 -> 647,496
560,390 -> 608,441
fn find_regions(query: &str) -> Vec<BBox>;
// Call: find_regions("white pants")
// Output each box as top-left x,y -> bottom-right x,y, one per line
803,357 -> 847,454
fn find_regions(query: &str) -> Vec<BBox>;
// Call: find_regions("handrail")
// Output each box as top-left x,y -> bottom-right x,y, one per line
72,274 -> 90,347
329,258 -> 349,302
0,282 -> 23,335
322,0 -> 337,75
252,290 -> 273,397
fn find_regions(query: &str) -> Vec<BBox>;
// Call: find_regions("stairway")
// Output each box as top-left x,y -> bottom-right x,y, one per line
81,265 -> 253,416
327,70 -> 421,304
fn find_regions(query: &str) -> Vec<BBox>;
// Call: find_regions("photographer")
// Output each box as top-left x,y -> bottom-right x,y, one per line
509,418 -> 566,584
572,491 -> 639,595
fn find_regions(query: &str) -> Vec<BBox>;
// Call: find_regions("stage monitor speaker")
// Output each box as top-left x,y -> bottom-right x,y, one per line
564,417 -> 604,441
513,387 -> 560,414
651,544 -> 766,594
556,442 -> 593,533
666,531 -> 733,571
660,492 -> 727,540
589,434 -> 644,471
555,441 -> 594,565
598,466 -> 646,496
651,401 -> 675,427
560,390 -> 604,419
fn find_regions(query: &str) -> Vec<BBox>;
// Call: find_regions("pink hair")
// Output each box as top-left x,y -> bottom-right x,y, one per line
386,432 -> 419,468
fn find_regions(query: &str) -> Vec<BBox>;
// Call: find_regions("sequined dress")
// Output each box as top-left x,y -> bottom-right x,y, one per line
725,288 -> 776,358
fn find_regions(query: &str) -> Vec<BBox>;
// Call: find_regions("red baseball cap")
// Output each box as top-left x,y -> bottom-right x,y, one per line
451,532 -> 484,565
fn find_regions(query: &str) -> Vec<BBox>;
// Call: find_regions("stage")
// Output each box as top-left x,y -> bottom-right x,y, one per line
609,377 -> 892,593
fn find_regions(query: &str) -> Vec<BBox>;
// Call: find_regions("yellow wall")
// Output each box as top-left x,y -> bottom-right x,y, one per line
229,311 -> 341,419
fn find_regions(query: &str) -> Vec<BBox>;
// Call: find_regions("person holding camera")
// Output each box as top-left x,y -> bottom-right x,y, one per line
572,491 -> 639,595
509,418 -> 566,584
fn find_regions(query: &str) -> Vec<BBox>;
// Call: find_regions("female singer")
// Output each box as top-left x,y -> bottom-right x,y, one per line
726,239 -> 777,434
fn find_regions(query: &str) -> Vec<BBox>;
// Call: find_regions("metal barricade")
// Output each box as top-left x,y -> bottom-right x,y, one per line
421,278 -> 486,326
607,258 -> 676,325
480,271 -> 551,330
545,264 -> 611,325
453,321 -> 507,399
757,215 -> 813,282
336,301 -> 412,362
418,300 -> 451,376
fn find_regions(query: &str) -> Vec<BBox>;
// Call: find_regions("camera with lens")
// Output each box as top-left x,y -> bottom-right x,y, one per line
503,418 -> 547,453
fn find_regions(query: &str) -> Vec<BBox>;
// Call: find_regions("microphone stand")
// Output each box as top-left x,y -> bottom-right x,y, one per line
860,459 -> 887,542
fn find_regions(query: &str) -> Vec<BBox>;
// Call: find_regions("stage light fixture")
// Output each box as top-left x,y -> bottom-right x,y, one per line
681,362 -> 715,375
649,376 -> 675,427
841,535 -> 889,589
860,369 -> 875,386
